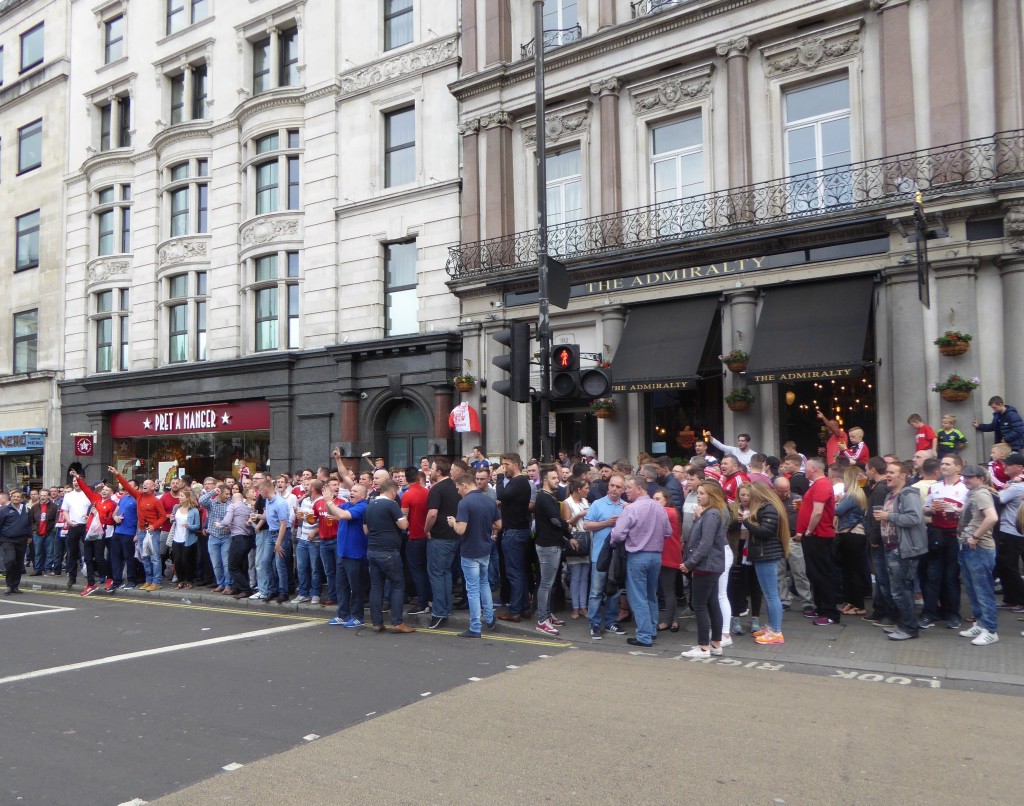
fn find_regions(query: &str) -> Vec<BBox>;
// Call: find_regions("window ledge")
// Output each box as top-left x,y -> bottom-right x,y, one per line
96,56 -> 129,77
155,14 -> 215,48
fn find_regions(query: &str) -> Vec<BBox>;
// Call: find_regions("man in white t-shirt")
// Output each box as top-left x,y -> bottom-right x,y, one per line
708,432 -> 756,467
59,479 -> 92,590
921,454 -> 968,629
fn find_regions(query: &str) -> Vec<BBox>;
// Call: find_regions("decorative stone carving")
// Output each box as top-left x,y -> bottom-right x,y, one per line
159,239 -> 208,266
458,119 -> 481,136
339,36 -> 458,95
88,259 -> 130,283
241,218 -> 299,247
632,75 -> 711,115
589,78 -> 622,97
479,110 -> 513,129
522,106 -> 591,146
1006,206 -> 1024,246
763,23 -> 862,77
715,36 -> 750,59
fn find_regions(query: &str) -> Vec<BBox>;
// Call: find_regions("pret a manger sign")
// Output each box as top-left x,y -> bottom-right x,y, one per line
110,401 -> 271,438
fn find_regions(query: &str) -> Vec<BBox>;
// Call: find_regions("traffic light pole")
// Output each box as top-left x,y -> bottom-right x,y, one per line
533,0 -> 552,461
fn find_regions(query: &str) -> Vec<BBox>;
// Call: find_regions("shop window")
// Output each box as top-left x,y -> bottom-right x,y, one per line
15,210 -> 40,271
165,159 -> 209,237
17,119 -> 42,174
13,309 -> 38,373
94,288 -> 130,373
784,74 -> 851,210
20,22 -> 44,73
98,95 -> 131,151
384,240 -> 417,337
95,184 -> 132,256
249,130 -> 300,216
164,271 -> 208,363
250,251 -> 299,352
546,146 -> 582,228
384,0 -> 413,51
167,0 -> 209,36
105,15 -> 125,63
384,106 -> 415,187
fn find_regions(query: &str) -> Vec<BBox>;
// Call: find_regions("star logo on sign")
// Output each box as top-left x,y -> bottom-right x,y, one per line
221,411 -> 231,425
76,438 -> 92,453
143,417 -> 152,430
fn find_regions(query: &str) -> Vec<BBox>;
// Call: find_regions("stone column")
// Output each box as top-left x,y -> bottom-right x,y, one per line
590,78 -> 622,217
110,94 -> 121,147
484,0 -> 511,67
716,37 -> 752,190
994,0 -> 1023,132
339,391 -> 360,444
267,395 -> 293,474
724,290 -> 758,445
998,254 -> 1024,415
932,258 -> 981,433
460,0 -> 478,75
459,322 -> 483,455
882,266 -> 929,452
269,28 -> 281,89
874,0 -> 916,154
481,111 -> 515,238
432,384 -> 454,455
459,120 -> 481,245
183,65 -> 194,121
600,306 -> 627,463
598,0 -> 616,30
927,0 -> 966,146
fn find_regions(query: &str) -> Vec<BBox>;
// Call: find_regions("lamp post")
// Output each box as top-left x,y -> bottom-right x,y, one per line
532,0 -> 552,460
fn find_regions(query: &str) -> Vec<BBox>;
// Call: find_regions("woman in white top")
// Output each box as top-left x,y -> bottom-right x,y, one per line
171,489 -> 201,589
561,477 -> 591,618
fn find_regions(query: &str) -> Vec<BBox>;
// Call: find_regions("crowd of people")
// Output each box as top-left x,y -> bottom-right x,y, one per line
1,396 -> 1023,654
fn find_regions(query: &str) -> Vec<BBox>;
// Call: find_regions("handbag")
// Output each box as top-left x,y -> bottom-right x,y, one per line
565,530 -> 591,557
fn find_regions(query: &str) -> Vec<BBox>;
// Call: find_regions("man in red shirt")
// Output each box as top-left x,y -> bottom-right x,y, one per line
908,413 -> 938,454
312,477 -> 343,606
401,467 -> 431,616
719,456 -> 750,503
794,457 -> 841,625
111,467 -> 169,590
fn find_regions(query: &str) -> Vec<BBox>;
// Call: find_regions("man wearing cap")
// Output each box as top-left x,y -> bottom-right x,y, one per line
588,463 -> 611,504
995,453 -> 1024,610
956,465 -> 1001,645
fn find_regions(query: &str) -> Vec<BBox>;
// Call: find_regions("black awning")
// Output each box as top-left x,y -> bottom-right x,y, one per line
611,296 -> 718,393
745,276 -> 874,384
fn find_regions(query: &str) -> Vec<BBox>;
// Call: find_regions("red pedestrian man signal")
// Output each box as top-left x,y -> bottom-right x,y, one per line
552,345 -> 578,371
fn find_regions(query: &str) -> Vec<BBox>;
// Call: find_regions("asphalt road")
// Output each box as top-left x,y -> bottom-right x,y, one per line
0,591 -> 568,805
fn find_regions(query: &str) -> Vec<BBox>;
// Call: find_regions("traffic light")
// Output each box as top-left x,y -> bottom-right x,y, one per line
579,366 -> 611,398
491,323 -> 531,402
550,344 -> 580,400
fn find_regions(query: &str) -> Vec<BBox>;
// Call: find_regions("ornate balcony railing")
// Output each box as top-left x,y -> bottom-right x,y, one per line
631,0 -> 688,19
446,129 -> 1024,281
520,24 -> 584,59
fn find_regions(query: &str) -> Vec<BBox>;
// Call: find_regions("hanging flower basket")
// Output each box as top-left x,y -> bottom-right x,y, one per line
721,350 -> 749,373
454,374 -> 476,393
592,398 -> 615,419
934,331 -> 971,357
726,400 -> 751,412
940,389 -> 970,402
931,374 -> 979,402
724,387 -> 755,412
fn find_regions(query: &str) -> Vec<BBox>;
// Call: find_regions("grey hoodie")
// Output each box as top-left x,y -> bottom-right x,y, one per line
885,486 -> 928,559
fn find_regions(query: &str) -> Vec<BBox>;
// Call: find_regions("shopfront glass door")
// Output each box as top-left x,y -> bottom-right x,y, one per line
385,401 -> 428,468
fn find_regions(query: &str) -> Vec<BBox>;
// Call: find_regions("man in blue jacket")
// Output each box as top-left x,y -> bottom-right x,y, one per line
1,489 -> 33,595
973,396 -> 1024,452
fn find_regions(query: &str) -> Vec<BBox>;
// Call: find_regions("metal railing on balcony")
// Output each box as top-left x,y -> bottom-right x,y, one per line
520,23 -> 584,59
631,0 -> 688,19
445,129 -> 1024,281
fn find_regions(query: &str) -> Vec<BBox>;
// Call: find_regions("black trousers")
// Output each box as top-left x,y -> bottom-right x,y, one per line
228,535 -> 254,594
995,530 -> 1024,606
66,524 -> 85,583
83,539 -> 108,586
836,531 -> 868,608
803,535 -> 842,621
690,572 -> 723,646
195,531 -> 214,584
1,537 -> 28,591
171,542 -> 195,583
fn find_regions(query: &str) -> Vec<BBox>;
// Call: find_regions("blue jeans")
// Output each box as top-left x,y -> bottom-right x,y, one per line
336,557 -> 366,620
406,539 -> 430,609
318,540 -> 337,602
207,534 -> 231,589
535,545 -> 562,622
33,533 -> 51,572
959,545 -> 998,633
625,551 -> 661,645
501,529 -> 532,616
754,560 -> 784,632
272,532 -> 293,597
255,530 -> 276,595
569,562 -> 590,609
885,550 -> 920,636
295,540 -> 321,598
109,532 -> 135,586
587,563 -> 620,630
487,540 -> 500,591
49,532 -> 66,574
461,554 -> 494,633
869,544 -> 896,619
368,549 -> 405,627
139,529 -> 162,585
427,539 -> 459,619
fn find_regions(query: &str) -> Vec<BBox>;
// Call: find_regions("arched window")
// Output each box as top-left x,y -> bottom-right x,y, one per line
384,400 -> 428,469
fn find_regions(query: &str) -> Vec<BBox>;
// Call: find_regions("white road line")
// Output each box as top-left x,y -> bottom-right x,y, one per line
0,599 -> 73,610
0,608 -> 75,621
0,621 -> 317,685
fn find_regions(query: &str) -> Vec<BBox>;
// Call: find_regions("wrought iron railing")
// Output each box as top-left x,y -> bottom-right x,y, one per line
446,129 -> 1024,280
520,23 -> 584,59
631,0 -> 688,19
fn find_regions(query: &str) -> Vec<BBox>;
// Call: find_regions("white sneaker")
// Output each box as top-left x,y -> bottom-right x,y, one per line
680,646 -> 711,658
290,595 -> 311,604
310,596 -> 320,605
719,635 -> 734,648
249,592 -> 267,600
971,630 -> 999,646
710,645 -> 723,656
959,624 -> 985,638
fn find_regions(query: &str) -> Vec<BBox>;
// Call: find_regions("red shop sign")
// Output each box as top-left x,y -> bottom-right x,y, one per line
110,401 -> 271,438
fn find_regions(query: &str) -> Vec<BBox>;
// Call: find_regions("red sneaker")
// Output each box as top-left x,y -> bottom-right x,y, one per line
104,580 -> 114,591
81,585 -> 98,596
535,619 -> 560,636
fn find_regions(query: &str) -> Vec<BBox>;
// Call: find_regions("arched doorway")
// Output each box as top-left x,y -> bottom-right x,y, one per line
384,400 -> 429,469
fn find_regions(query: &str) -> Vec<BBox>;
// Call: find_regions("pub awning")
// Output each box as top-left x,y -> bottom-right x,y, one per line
745,276 -> 874,384
611,296 -> 718,393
